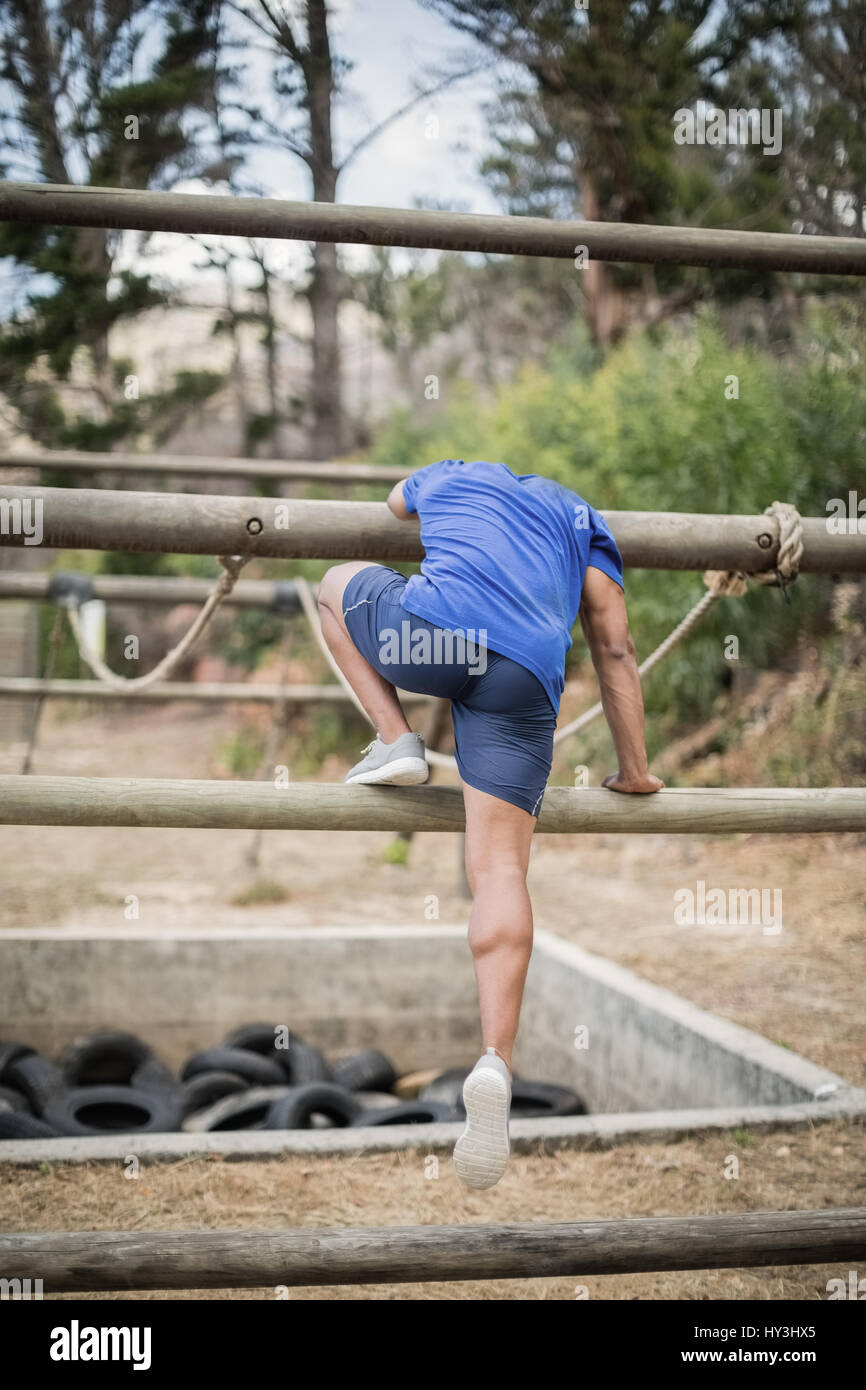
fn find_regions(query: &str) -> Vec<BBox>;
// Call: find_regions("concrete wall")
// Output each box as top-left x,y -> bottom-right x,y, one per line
0,926 -> 482,1071
519,930 -> 849,1110
0,925 -> 854,1114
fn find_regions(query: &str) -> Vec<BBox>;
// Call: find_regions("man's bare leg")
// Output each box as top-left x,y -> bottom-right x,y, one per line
453,783 -> 536,1187
462,783 -> 538,1075
318,562 -> 411,744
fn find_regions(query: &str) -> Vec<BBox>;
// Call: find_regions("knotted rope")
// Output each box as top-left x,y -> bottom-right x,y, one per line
65,555 -> 250,691
61,503 -> 801,771
551,501 -> 804,748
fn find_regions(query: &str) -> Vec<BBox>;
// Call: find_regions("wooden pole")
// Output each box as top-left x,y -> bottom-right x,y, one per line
0,571 -> 309,608
1,449 -> 404,485
1,777 -> 864,834
0,678 -> 430,705
2,485 -> 863,572
1,1208 -> 863,1292
1,183 -> 865,275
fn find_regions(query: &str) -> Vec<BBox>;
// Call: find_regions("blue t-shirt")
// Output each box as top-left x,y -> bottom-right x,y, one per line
400,458 -> 624,714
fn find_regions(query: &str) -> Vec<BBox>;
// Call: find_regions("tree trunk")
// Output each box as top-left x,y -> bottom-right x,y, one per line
578,168 -> 627,347
305,0 -> 343,459
17,1 -> 115,410
256,256 -> 282,458
222,261 -> 250,454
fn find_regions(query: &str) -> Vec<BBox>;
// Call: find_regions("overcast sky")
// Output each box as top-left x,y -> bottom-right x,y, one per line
132,0 -> 502,290
287,0 -> 499,211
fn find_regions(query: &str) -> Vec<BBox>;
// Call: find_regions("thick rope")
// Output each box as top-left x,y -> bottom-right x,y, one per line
295,576 -> 372,723
299,504 -> 804,773
762,500 -> 805,586
554,502 -> 803,748
704,500 -> 804,600
65,555 -> 249,691
552,586 -> 724,745
295,576 -> 458,766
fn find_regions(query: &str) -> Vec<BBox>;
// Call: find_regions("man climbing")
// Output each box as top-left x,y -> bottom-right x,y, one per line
317,458 -> 663,1189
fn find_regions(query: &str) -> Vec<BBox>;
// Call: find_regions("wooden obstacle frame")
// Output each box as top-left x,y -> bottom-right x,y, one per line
0,569 -> 310,609
2,181 -> 866,274
0,1208 -> 864,1291
0,678 -> 430,706
1,778 -> 864,833
2,484 -> 865,571
1,181 -> 864,1293
0,448 -> 404,485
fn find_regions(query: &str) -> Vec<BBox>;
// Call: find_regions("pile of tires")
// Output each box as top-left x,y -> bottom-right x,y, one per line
0,1027 -> 586,1138
0,1033 -> 182,1140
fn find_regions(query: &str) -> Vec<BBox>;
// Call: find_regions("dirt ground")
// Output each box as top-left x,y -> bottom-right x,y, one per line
2,1124 -> 863,1301
1,701 -> 864,1300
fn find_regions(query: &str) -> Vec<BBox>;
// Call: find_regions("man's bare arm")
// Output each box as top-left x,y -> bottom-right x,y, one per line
387,479 -> 412,520
578,567 -> 664,794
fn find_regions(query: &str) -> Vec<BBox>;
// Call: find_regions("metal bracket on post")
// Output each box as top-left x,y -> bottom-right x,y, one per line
270,580 -> 303,617
47,572 -> 94,609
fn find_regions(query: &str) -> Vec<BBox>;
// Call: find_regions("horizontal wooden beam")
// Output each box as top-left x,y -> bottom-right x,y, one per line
1,1208 -> 862,1291
0,678 -> 429,706
0,570 -> 309,608
2,484 -> 863,571
1,778 -> 863,833
1,449 -> 403,485
1,182 -> 865,275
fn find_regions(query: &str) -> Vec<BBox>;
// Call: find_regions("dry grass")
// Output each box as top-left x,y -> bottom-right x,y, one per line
2,1122 -> 864,1300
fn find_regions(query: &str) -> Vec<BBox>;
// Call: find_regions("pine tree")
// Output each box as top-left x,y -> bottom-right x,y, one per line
424,0 -> 805,343
0,0 -> 223,448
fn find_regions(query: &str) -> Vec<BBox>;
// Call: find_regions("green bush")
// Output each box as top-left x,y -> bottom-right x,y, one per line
371,305 -> 866,739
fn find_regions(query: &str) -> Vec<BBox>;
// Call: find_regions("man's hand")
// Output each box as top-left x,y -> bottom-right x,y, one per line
602,771 -> 665,794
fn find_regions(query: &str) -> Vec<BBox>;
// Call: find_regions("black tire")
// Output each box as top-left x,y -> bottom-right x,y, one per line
184,1086 -> 291,1134
266,1084 -> 361,1130
131,1056 -> 180,1095
180,1070 -> 249,1117
222,1022 -> 297,1058
60,1031 -> 153,1086
0,1041 -> 35,1081
354,1090 -> 402,1111
508,1081 -> 586,1119
419,1067 -> 470,1107
0,1084 -> 31,1114
4,1055 -> 65,1115
180,1047 -> 285,1087
437,1076 -> 585,1119
282,1041 -> 332,1086
0,1110 -> 62,1140
355,1101 -> 455,1126
43,1085 -> 183,1137
331,1049 -> 397,1094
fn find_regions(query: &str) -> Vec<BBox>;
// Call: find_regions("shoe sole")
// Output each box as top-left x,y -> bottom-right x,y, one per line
345,756 -> 429,787
453,1068 -> 510,1190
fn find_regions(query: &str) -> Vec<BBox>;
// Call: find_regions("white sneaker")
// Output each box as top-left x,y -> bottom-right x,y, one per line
344,732 -> 429,786
453,1048 -> 512,1190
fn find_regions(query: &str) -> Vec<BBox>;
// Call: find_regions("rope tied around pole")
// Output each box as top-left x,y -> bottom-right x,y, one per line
522,502 -> 805,754
65,554 -> 250,692
704,500 -> 804,605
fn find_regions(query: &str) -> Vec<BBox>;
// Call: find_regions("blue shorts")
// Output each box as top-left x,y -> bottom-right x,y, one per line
341,565 -> 556,817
